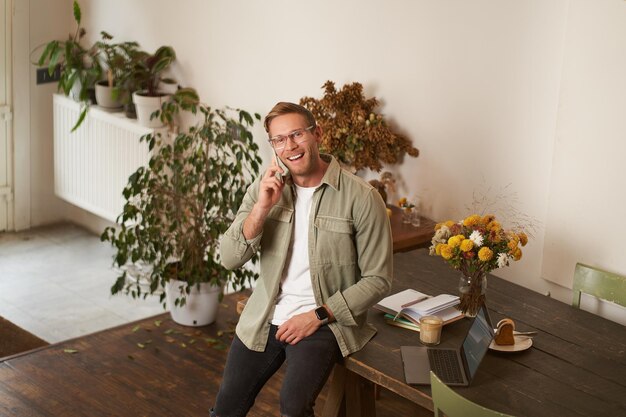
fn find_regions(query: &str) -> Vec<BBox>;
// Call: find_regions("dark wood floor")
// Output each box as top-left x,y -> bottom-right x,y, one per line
0,297 -> 431,417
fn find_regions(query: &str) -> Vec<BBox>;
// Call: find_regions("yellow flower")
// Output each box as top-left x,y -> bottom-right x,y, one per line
435,243 -> 444,256
398,197 -> 407,206
487,220 -> 501,232
518,232 -> 528,247
460,239 -> 473,252
507,239 -> 519,252
463,214 -> 482,227
478,247 -> 493,262
444,220 -> 456,229
482,214 -> 495,225
513,247 -> 523,261
440,244 -> 453,260
448,235 -> 464,248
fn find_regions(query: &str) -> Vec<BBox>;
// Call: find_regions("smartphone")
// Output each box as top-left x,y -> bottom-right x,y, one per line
272,148 -> 290,183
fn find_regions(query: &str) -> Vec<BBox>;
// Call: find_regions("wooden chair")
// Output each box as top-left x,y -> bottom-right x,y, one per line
430,371 -> 513,417
572,263 -> 626,309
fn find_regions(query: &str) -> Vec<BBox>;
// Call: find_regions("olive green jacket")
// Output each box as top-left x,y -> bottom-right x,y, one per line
220,155 -> 393,357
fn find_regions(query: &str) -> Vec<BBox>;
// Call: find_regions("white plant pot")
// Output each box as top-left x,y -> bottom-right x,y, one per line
165,279 -> 221,327
132,91 -> 171,128
159,81 -> 178,95
95,81 -> 123,109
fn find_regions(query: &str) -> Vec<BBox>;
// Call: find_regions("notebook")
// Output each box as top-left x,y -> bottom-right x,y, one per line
400,303 -> 494,386
374,289 -> 463,326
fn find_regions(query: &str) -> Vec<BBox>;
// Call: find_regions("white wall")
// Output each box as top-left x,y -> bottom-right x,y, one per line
25,0 -> 626,323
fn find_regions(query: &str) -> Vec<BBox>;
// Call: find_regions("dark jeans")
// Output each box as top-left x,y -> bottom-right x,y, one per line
211,324 -> 341,417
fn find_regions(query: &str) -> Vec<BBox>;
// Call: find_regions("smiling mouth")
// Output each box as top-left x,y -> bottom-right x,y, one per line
287,153 -> 304,161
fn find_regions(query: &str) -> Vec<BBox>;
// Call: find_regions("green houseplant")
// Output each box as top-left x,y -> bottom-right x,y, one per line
300,80 -> 419,172
35,0 -> 101,131
101,91 -> 262,326
129,45 -> 177,127
94,31 -> 140,109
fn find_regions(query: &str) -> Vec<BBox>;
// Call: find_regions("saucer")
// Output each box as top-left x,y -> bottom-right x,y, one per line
489,335 -> 533,352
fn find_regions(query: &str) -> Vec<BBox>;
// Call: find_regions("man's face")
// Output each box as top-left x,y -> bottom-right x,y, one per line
268,113 -> 323,180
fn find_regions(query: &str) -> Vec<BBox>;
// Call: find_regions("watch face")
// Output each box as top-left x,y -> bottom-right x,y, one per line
315,307 -> 329,321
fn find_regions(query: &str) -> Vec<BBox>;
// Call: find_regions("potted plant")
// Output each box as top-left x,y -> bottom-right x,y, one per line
129,45 -> 177,127
94,31 -> 140,110
300,80 -> 419,172
101,91 -> 262,326
35,0 -> 101,131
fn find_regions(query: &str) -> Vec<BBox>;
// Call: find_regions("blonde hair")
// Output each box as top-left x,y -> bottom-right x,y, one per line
263,102 -> 316,133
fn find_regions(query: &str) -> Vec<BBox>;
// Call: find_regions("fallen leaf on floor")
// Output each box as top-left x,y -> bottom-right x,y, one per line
164,329 -> 174,335
127,355 -> 134,360
63,349 -> 78,354
137,343 -> 145,349
154,320 -> 162,327
213,344 -> 227,351
132,325 -> 140,333
217,330 -> 224,337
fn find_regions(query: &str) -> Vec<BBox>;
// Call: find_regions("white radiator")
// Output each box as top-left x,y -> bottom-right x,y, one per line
53,94 -> 154,222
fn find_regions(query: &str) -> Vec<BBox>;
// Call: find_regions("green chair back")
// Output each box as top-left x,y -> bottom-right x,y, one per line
430,371 -> 514,417
572,263 -> 626,309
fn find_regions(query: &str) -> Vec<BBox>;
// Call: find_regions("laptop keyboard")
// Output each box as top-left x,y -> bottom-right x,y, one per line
428,348 -> 464,384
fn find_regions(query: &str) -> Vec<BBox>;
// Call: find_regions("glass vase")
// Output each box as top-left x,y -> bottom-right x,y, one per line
458,273 -> 487,317
402,207 -> 413,224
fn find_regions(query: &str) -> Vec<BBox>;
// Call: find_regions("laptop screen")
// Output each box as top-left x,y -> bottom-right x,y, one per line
461,305 -> 494,378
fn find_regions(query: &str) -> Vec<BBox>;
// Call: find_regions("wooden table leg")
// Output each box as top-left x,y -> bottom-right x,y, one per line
322,364 -> 347,417
345,370 -> 376,417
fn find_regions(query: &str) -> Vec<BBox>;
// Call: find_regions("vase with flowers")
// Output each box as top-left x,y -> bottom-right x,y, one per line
429,214 -> 528,316
398,197 -> 417,225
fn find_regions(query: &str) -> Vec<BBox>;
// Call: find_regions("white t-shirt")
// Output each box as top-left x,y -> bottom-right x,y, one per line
271,184 -> 318,325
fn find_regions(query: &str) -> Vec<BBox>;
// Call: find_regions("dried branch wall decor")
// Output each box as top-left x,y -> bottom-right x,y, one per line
300,81 -> 419,172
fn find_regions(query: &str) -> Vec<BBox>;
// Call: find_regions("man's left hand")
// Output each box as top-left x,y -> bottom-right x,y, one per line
275,311 -> 321,345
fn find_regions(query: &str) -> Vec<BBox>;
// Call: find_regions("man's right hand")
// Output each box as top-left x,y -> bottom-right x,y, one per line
242,158 -> 286,240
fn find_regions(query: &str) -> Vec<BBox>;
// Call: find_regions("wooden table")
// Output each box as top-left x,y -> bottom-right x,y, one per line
323,249 -> 626,416
388,206 -> 436,253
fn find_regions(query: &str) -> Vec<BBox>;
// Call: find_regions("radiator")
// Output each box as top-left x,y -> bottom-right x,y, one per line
53,94 -> 154,222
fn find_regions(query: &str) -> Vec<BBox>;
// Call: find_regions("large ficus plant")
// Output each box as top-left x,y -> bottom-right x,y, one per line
102,93 -> 262,305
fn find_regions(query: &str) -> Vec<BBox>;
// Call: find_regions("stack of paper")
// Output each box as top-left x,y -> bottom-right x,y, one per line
410,294 -> 460,315
400,294 -> 462,325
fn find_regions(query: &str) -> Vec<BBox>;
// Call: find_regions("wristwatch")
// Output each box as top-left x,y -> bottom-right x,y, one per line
314,306 -> 329,325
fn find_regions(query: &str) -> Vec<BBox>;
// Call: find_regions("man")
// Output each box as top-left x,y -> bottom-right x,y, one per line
213,102 -> 392,417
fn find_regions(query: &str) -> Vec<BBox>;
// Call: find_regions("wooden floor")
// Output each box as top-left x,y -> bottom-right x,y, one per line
0,295 -> 430,417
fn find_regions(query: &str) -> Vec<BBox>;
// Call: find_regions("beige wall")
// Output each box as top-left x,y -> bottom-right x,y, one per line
25,0 -> 626,323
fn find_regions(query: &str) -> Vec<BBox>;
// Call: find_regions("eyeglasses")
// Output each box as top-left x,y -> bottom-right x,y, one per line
268,125 -> 315,150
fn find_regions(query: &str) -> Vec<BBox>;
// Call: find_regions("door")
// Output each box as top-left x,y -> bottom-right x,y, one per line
0,0 -> 13,231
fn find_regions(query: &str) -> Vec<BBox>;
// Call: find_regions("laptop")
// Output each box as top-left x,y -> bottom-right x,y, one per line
400,303 -> 494,386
